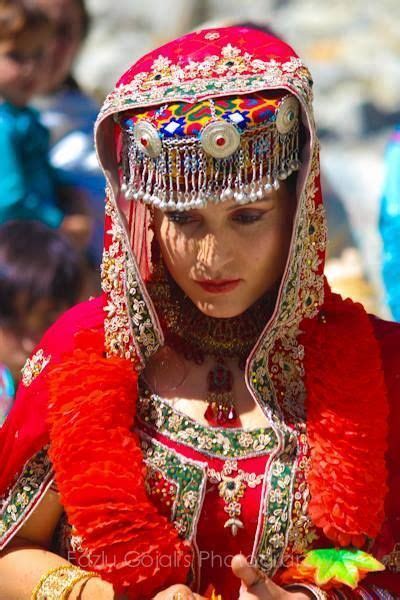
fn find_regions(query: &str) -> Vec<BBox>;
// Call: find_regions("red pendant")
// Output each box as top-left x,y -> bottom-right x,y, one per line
204,360 -> 240,427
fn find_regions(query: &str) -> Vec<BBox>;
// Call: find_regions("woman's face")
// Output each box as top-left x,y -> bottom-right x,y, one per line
153,182 -> 296,318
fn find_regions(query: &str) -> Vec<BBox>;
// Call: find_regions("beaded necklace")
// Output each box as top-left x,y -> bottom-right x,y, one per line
148,267 -> 273,427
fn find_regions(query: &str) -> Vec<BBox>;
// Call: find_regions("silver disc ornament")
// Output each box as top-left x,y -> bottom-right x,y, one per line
275,96 -> 300,135
134,120 -> 162,158
200,120 -> 241,159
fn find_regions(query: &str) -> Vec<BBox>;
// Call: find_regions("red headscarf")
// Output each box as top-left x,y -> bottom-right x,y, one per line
0,25 -> 392,598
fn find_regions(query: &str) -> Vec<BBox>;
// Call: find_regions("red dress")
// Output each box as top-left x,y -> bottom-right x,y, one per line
0,25 -> 400,600
136,392 -> 274,597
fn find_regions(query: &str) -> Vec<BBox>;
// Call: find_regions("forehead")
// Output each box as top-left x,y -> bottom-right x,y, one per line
0,29 -> 49,54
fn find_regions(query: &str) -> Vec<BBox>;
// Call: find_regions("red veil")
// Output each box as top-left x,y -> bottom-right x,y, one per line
1,26 -> 400,599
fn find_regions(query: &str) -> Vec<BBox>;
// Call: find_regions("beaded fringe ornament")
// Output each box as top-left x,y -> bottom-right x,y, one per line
148,264 -> 272,426
119,95 -> 301,210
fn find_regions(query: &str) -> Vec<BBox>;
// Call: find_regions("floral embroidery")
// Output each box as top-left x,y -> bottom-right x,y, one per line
137,393 -> 277,459
102,194 -> 136,360
208,459 -> 264,536
125,256 -> 161,359
253,434 -> 298,574
204,32 -> 220,41
21,349 -> 51,387
284,432 -> 318,559
102,190 -> 162,362
0,448 -> 53,546
140,435 -> 206,540
97,47 -> 312,124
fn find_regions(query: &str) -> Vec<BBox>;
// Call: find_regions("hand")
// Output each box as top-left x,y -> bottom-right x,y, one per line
61,214 -> 93,250
231,555 -> 310,600
152,583 -> 207,599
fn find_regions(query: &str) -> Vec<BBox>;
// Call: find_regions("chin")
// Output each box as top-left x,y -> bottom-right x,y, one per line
194,298 -> 250,319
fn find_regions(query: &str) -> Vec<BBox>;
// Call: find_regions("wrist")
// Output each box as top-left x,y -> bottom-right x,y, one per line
70,576 -> 115,600
285,583 -> 329,599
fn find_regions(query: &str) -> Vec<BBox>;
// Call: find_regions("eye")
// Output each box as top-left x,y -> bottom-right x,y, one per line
231,210 -> 266,224
7,51 -> 23,63
166,211 -> 198,225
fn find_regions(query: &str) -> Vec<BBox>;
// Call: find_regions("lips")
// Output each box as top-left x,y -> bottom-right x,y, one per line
195,279 -> 241,294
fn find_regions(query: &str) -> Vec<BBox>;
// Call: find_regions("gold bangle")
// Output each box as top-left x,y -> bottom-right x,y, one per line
285,583 -> 329,600
31,565 -> 99,600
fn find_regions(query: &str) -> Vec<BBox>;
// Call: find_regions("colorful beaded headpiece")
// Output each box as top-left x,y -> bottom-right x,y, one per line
118,91 -> 301,210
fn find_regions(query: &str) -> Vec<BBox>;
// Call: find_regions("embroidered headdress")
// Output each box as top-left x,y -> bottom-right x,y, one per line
118,92 -> 301,209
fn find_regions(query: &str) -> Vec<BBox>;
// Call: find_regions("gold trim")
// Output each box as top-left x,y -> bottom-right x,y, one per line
21,349 -> 51,388
31,565 -> 98,600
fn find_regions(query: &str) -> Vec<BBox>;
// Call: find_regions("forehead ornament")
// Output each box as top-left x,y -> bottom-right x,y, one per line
119,94 -> 301,210
276,96 -> 300,135
133,121 -> 162,158
200,120 -> 241,159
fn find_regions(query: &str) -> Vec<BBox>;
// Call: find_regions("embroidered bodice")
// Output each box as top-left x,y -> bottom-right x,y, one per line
135,392 -> 278,596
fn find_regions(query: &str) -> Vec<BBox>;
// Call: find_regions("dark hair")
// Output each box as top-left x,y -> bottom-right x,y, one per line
0,0 -> 51,42
0,220 -> 83,321
76,0 -> 90,40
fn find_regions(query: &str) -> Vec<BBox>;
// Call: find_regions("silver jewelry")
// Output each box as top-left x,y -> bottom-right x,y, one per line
118,95 -> 301,210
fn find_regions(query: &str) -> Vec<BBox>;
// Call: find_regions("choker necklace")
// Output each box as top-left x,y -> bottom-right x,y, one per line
148,266 -> 273,427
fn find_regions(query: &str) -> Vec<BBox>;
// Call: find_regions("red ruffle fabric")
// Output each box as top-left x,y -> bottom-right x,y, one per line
301,287 -> 389,547
47,329 -> 191,599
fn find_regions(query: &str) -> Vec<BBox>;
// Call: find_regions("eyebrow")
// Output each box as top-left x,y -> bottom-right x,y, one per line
225,198 -> 274,211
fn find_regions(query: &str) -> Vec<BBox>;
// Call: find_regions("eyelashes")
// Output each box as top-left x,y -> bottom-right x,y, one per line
166,210 -> 268,226
166,212 -> 195,225
232,212 -> 265,224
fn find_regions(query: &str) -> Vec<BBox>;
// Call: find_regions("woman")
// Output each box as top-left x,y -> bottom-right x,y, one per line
0,25 -> 399,600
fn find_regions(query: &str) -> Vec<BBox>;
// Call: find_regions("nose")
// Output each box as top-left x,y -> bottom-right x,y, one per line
196,232 -> 234,274
21,60 -> 35,77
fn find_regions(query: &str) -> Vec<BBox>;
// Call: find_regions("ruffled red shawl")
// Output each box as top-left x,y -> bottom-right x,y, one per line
0,284 -> 388,598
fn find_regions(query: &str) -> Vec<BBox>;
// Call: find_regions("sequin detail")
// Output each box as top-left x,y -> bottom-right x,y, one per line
137,393 -> 277,459
0,448 -> 53,547
21,350 -> 51,387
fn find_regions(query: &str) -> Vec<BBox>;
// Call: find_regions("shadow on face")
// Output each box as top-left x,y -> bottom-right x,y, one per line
153,179 -> 297,318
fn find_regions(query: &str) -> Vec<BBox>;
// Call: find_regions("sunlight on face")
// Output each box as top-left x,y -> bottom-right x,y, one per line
153,183 -> 296,318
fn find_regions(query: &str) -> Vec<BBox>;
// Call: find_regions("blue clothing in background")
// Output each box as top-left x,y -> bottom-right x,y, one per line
0,364 -> 15,427
0,101 -> 64,228
379,126 -> 400,321
35,87 -> 106,264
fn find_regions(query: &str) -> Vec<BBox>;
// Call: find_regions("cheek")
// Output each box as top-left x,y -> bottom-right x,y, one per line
156,222 -> 196,281
0,329 -> 23,362
244,222 -> 292,281
0,65 -> 19,82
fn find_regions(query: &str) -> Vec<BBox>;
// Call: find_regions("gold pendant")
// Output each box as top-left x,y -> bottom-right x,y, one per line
208,460 -> 264,536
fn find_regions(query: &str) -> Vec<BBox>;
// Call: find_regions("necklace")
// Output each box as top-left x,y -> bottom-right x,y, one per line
208,459 -> 264,535
148,263 -> 273,427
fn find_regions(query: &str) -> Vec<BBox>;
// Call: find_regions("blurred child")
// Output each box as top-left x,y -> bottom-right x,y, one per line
0,220 -> 84,424
33,0 -> 106,266
0,0 -> 92,249
379,125 -> 400,321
